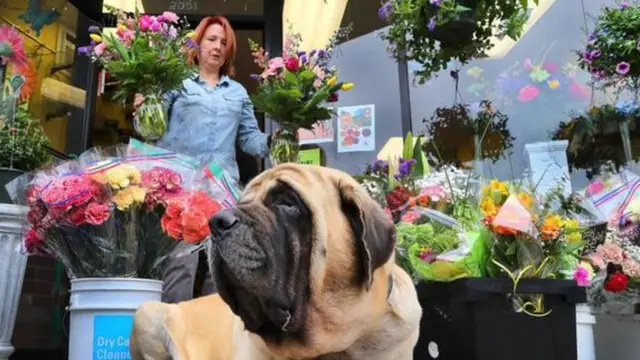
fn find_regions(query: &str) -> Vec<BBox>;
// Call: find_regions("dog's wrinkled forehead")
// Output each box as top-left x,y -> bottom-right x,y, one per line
240,164 -> 349,207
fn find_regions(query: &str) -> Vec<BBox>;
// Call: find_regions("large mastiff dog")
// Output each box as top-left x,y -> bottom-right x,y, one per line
130,164 -> 422,360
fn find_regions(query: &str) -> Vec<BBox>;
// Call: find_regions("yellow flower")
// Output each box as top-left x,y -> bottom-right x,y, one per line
128,186 -> 147,203
105,167 -> 128,189
117,24 -> 127,32
480,197 -> 498,217
120,164 -> 142,185
517,191 -> 534,208
540,215 -> 563,240
90,34 -> 102,43
547,79 -> 560,89
186,31 -> 196,39
484,179 -> 509,197
562,218 -> 582,244
341,82 -> 354,91
113,189 -> 134,210
326,76 -> 337,86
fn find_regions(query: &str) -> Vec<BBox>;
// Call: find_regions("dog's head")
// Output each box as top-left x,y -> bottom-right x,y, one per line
208,164 -> 396,356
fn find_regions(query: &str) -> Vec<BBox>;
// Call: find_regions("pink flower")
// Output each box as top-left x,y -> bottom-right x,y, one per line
588,254 -> 605,269
586,180 -> 604,195
150,20 -> 162,33
401,210 -> 420,224
420,184 -> 448,202
594,243 -> 626,264
141,167 -> 183,207
24,228 -> 44,254
622,259 -> 640,277
573,266 -> 592,287
138,15 -> 153,31
268,57 -> 285,70
85,203 -> 110,225
40,175 -> 94,214
161,11 -> 179,23
616,62 -> 631,75
117,29 -> 135,46
543,61 -> 558,73
523,58 -> 533,70
517,85 -> 540,102
94,42 -> 106,56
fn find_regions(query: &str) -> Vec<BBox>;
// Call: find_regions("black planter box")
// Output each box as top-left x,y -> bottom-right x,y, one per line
413,278 -> 586,360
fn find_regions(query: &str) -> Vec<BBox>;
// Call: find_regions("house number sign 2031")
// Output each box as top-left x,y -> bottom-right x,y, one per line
169,1 -> 199,11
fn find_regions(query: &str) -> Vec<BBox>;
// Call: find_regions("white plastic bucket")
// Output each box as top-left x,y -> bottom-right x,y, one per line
576,304 -> 596,360
68,278 -> 162,360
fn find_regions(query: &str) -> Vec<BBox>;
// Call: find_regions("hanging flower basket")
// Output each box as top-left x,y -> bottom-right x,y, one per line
577,1 -> 640,89
379,0 -> 535,83
422,101 -> 515,167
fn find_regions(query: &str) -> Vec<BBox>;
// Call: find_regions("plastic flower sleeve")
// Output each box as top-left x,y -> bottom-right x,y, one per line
396,206 -> 489,282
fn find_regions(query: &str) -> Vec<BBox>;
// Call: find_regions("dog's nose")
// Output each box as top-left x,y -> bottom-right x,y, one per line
209,210 -> 239,235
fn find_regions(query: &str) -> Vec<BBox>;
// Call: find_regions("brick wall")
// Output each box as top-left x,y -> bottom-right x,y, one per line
12,256 -> 69,350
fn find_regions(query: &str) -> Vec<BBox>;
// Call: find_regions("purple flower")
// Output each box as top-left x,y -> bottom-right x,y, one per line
249,74 -> 260,80
589,49 -> 602,59
88,25 -> 100,33
310,49 -> 317,57
296,50 -> 306,57
77,46 -> 91,55
300,54 -> 308,64
616,61 -> 631,75
378,1 -> 393,21
430,0 -> 443,6
619,1 -> 630,9
317,49 -> 326,58
588,33 -> 596,42
185,38 -> 198,49
168,26 -> 178,39
428,16 -> 436,31
583,50 -> 594,63
372,159 -> 389,175
397,158 -> 416,178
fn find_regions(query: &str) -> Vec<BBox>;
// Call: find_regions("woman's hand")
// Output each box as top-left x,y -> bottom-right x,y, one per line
132,93 -> 144,116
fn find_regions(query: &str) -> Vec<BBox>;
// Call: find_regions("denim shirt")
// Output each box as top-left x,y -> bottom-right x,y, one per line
156,75 -> 268,182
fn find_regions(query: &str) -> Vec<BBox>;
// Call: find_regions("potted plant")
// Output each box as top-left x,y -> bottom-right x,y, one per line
577,1 -> 640,91
248,28 -> 353,165
422,101 -> 515,170
379,0 -> 536,82
550,103 -> 639,179
6,139 -> 241,360
0,104 -> 51,203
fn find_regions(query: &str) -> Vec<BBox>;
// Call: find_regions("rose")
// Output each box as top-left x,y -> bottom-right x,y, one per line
182,209 -> 210,243
85,203 -> 110,225
285,57 -> 300,72
604,272 -> 629,293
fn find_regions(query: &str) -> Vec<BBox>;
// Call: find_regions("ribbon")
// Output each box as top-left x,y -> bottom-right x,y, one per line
491,257 -> 554,317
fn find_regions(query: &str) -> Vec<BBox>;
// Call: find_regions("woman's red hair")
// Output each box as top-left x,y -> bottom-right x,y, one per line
188,16 -> 236,76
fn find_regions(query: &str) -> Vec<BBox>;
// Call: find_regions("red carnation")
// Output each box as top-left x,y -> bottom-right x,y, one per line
285,57 -> 300,72
604,272 -> 629,293
327,93 -> 339,102
386,186 -> 412,212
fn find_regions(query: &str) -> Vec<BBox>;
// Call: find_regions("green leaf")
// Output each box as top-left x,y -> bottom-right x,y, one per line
412,136 -> 430,176
454,5 -> 471,12
299,68 -> 316,81
283,70 -> 299,86
402,131 -> 414,160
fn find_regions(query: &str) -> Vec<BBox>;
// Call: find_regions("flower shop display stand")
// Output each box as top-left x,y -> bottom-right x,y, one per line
413,278 -> 586,360
594,313 -> 640,360
68,278 -> 162,360
0,204 -> 28,360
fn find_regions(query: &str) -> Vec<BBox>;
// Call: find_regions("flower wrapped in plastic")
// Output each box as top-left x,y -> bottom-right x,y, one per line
8,160 -> 118,278
582,230 -> 640,314
395,206 -> 490,282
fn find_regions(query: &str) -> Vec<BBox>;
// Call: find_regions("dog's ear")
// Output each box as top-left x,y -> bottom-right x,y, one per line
340,181 -> 396,291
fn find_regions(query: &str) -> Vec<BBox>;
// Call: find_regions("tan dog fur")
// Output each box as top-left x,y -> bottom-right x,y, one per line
130,164 -> 422,360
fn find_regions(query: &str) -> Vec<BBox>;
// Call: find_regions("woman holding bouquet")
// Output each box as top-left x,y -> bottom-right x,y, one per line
134,15 -> 270,303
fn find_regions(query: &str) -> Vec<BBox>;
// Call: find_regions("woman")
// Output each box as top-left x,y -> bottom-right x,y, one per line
134,15 -> 270,303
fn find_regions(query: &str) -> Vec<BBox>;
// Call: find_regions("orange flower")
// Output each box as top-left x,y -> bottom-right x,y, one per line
540,215 -> 562,240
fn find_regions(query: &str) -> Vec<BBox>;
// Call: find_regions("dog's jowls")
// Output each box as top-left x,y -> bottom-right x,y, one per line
130,164 -> 422,360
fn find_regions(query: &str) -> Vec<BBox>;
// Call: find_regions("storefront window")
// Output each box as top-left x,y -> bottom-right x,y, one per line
407,0 -> 620,189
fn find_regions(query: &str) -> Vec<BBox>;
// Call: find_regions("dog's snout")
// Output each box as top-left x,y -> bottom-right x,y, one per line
210,210 -> 239,235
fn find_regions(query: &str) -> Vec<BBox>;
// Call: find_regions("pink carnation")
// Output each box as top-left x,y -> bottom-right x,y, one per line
401,210 -> 420,224
622,259 -> 640,278
573,266 -> 592,287
138,15 -> 153,31
141,167 -> 183,207
419,184 -> 449,202
85,203 -> 111,225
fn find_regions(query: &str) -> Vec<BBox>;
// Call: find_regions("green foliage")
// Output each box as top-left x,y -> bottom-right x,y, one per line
577,1 -> 640,89
379,0 -> 536,83
0,106 -> 51,171
249,68 -> 343,130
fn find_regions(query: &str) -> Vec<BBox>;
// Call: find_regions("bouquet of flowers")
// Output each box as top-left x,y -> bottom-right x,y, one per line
80,7 -> 195,141
248,28 -> 353,165
583,230 -> 640,314
479,179 -> 588,314
6,140 -> 238,279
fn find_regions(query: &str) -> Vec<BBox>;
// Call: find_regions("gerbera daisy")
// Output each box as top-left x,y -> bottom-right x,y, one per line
0,25 -> 28,68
